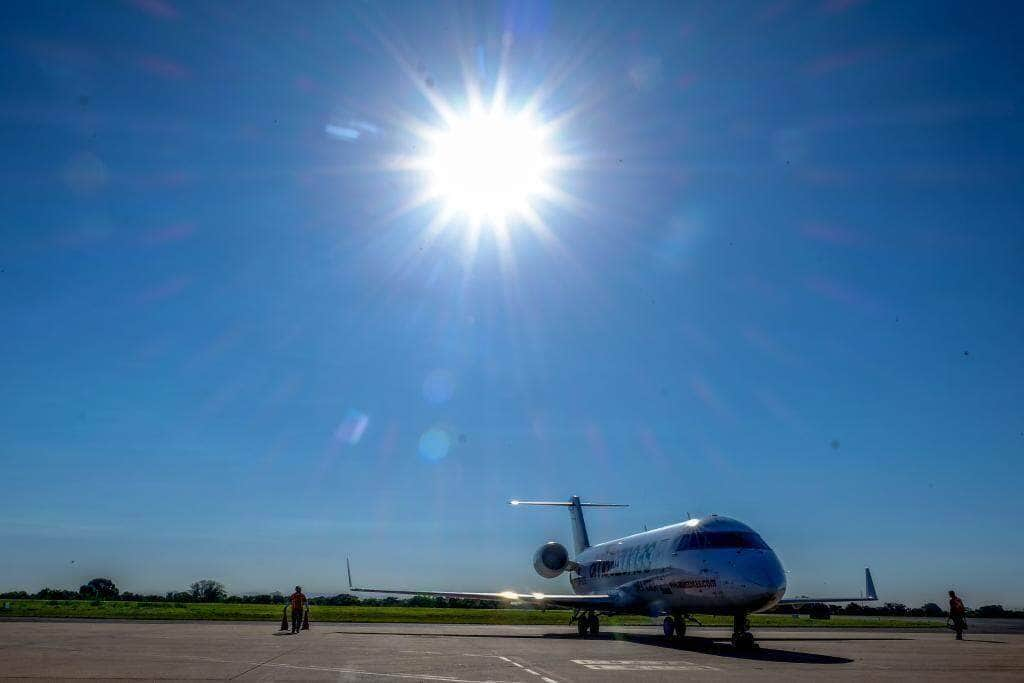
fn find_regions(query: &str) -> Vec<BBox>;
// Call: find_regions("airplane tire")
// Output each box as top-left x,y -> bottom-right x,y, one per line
662,616 -> 675,638
732,631 -> 756,650
578,618 -> 589,637
588,614 -> 600,635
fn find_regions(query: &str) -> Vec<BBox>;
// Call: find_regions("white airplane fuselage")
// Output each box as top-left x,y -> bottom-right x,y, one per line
352,495 -> 874,648
567,515 -> 787,615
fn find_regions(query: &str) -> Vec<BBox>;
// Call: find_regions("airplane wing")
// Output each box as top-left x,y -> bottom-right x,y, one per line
349,587 -> 615,608
777,567 -> 878,605
346,559 -> 615,609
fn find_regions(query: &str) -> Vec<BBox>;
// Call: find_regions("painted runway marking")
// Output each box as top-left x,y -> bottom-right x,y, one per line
572,659 -> 721,672
499,656 -> 524,668
263,662 -> 524,682
394,651 -> 560,682
499,656 -> 558,682
25,641 -> 529,683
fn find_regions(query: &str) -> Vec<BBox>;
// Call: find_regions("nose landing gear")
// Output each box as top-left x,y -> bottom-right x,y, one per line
731,614 -> 757,650
662,611 -> 687,638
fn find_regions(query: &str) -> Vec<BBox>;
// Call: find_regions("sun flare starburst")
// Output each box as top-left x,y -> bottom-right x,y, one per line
423,110 -> 551,222
367,30 -> 593,277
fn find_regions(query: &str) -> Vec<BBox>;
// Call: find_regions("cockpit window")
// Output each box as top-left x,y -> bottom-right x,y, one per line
676,531 -> 767,551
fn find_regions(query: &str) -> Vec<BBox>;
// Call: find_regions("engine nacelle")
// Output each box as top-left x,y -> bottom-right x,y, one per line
533,541 -> 571,578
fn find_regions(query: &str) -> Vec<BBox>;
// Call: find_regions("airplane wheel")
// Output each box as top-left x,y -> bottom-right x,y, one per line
676,620 -> 686,638
731,631 -> 756,650
662,616 -> 675,638
577,618 -> 589,637
588,614 -> 600,635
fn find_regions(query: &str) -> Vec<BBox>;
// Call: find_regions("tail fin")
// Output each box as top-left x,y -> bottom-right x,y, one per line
865,567 -> 877,600
510,496 -> 628,555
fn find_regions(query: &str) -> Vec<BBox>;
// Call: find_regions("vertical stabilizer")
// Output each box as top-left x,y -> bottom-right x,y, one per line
568,496 -> 590,554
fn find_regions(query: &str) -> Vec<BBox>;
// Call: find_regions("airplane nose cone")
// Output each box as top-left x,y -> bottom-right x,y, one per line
737,552 -> 786,593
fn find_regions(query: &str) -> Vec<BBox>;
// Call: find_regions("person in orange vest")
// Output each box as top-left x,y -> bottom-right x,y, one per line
289,586 -> 307,634
948,590 -> 967,640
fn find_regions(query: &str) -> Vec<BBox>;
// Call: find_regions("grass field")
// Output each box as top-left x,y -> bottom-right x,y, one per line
0,600 -> 943,628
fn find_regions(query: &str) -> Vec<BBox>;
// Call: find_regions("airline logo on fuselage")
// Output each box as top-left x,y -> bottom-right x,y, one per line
672,578 -> 717,590
632,577 -> 717,593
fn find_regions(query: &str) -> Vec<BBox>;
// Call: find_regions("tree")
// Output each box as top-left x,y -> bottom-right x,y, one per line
883,602 -> 908,616
79,578 -> 119,600
976,605 -> 1006,618
921,603 -> 944,617
189,580 -> 226,602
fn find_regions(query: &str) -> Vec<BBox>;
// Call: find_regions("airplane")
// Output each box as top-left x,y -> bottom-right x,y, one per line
349,495 -> 878,649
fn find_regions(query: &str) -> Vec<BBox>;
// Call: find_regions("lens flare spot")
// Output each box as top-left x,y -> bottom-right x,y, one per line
418,427 -> 451,461
335,410 -> 369,445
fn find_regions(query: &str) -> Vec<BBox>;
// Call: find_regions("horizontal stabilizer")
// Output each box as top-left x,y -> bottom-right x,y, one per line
509,500 -> 628,508
511,496 -> 627,554
778,567 -> 878,605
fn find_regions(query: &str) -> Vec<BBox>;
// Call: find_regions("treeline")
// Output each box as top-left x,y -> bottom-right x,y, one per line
0,578 -> 498,609
4,579 -> 1021,617
770,601 -> 1024,619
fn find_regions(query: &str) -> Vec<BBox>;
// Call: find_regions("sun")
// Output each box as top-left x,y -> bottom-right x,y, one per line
373,38 -> 584,254
423,109 -> 552,222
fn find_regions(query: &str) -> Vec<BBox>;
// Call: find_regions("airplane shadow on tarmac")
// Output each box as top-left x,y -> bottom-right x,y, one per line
604,633 -> 855,664
329,630 -> 856,665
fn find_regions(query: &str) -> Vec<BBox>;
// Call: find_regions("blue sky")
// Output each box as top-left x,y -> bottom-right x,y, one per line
1,0 -> 1021,607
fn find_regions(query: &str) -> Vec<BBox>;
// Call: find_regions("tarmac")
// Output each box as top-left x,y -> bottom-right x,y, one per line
1,620 -> 1022,681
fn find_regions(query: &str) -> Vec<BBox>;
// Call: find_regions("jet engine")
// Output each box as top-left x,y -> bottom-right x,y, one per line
533,541 -> 571,578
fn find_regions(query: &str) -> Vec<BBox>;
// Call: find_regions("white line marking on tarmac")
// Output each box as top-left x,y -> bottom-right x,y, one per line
14,633 -> 556,683
34,643 -> 526,683
263,661 -> 524,682
572,659 -> 721,672
498,655 -> 559,682
397,651 -> 561,681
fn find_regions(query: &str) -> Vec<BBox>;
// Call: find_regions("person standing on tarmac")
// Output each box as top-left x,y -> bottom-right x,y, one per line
289,586 -> 307,634
949,590 -> 967,640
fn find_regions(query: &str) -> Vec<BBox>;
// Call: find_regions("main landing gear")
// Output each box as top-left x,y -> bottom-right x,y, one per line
731,614 -> 757,650
575,610 -> 600,637
662,611 -> 686,638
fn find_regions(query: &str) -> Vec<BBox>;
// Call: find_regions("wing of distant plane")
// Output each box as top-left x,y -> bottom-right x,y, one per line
346,559 -> 616,609
777,567 -> 878,605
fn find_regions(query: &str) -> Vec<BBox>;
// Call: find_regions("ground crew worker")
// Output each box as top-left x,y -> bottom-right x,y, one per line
289,586 -> 307,634
949,590 -> 967,640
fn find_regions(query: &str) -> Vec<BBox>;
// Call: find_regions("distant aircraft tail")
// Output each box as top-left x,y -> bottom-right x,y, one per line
510,496 -> 628,555
865,567 -> 877,600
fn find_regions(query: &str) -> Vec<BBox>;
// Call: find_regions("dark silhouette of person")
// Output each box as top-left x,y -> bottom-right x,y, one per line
289,586 -> 307,634
949,590 -> 967,640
